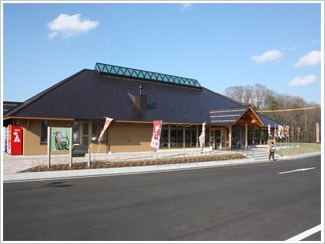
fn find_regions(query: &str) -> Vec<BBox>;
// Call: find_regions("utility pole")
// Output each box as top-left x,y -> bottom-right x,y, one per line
316,122 -> 320,144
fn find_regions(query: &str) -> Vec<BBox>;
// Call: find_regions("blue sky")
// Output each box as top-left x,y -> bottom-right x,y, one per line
2,2 -> 322,105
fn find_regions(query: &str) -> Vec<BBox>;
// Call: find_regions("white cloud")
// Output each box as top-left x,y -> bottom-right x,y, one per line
294,50 -> 321,67
181,3 -> 194,11
47,13 -> 99,39
282,45 -> 298,52
251,49 -> 282,63
289,75 -> 317,87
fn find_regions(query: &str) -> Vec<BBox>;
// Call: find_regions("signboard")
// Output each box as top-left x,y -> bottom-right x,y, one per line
48,127 -> 72,168
50,127 -> 72,152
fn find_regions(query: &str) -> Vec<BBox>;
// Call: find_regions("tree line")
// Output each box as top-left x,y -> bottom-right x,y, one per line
224,83 -> 321,143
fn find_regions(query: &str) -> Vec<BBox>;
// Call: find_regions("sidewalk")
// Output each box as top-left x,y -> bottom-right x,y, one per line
2,148 -> 238,174
2,149 -> 321,183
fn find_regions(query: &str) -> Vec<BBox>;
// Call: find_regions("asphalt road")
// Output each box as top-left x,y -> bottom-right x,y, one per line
3,155 -> 321,241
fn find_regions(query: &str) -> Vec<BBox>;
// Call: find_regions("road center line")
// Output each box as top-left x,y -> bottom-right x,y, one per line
278,167 -> 316,175
286,224 -> 321,241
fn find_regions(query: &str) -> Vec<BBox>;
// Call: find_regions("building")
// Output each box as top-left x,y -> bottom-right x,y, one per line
3,63 -> 277,155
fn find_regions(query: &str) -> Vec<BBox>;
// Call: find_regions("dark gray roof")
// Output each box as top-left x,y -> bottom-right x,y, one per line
3,101 -> 22,115
257,112 -> 282,126
5,69 -> 241,124
210,106 -> 264,126
210,106 -> 247,125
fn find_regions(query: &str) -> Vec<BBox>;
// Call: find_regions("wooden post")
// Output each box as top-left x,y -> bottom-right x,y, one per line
229,126 -> 232,149
183,126 -> 186,148
47,127 -> 51,168
88,147 -> 91,167
168,124 -> 171,149
69,129 -> 72,167
245,123 -> 248,150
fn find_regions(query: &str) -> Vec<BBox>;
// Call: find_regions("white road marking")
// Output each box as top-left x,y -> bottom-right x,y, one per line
286,224 -> 321,241
279,167 -> 316,175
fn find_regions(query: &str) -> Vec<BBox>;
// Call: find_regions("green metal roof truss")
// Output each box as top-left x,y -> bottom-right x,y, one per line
95,63 -> 202,88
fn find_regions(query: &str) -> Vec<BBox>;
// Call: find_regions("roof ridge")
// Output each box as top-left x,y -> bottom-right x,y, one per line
202,87 -> 243,106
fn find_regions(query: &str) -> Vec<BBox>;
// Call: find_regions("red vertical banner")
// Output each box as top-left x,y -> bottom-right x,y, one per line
150,120 -> 162,151
98,117 -> 114,144
281,125 -> 284,138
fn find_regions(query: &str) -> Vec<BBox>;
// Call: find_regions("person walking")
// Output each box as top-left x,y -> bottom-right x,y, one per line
269,141 -> 276,161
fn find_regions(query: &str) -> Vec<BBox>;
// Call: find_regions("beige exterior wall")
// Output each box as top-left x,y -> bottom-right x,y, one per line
89,122 -> 152,153
14,119 -> 75,155
6,118 -> 268,156
18,119 -> 46,155
9,119 -> 152,155
109,122 -> 152,152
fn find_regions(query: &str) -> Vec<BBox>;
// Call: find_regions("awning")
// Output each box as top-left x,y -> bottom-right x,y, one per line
210,106 -> 264,127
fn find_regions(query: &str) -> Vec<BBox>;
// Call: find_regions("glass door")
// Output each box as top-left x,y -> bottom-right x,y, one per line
82,123 -> 89,146
210,128 -> 226,149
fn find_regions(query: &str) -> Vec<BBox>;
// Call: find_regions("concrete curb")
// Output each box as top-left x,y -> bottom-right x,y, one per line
3,152 -> 321,183
280,151 -> 321,160
3,158 -> 254,182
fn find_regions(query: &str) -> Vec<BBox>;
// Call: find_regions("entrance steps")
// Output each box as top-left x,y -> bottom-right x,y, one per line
243,145 -> 277,161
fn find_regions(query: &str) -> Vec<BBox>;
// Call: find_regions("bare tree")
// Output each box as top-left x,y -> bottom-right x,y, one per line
224,84 -> 321,142
225,86 -> 245,103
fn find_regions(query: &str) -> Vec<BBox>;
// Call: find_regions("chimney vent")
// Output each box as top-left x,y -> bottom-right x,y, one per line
135,85 -> 147,113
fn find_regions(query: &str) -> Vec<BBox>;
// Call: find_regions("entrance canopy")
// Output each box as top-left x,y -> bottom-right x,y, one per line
210,106 -> 264,127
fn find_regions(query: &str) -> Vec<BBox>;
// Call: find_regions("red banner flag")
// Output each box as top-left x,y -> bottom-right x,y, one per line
150,120 -> 162,151
274,124 -> 277,139
98,117 -> 114,144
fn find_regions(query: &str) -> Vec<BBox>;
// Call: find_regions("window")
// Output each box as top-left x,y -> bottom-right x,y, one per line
91,123 -> 99,142
40,120 -> 48,144
82,123 -> 89,146
73,122 -> 80,144
160,125 -> 169,148
185,126 -> 197,147
91,122 -> 107,143
170,125 -> 183,148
